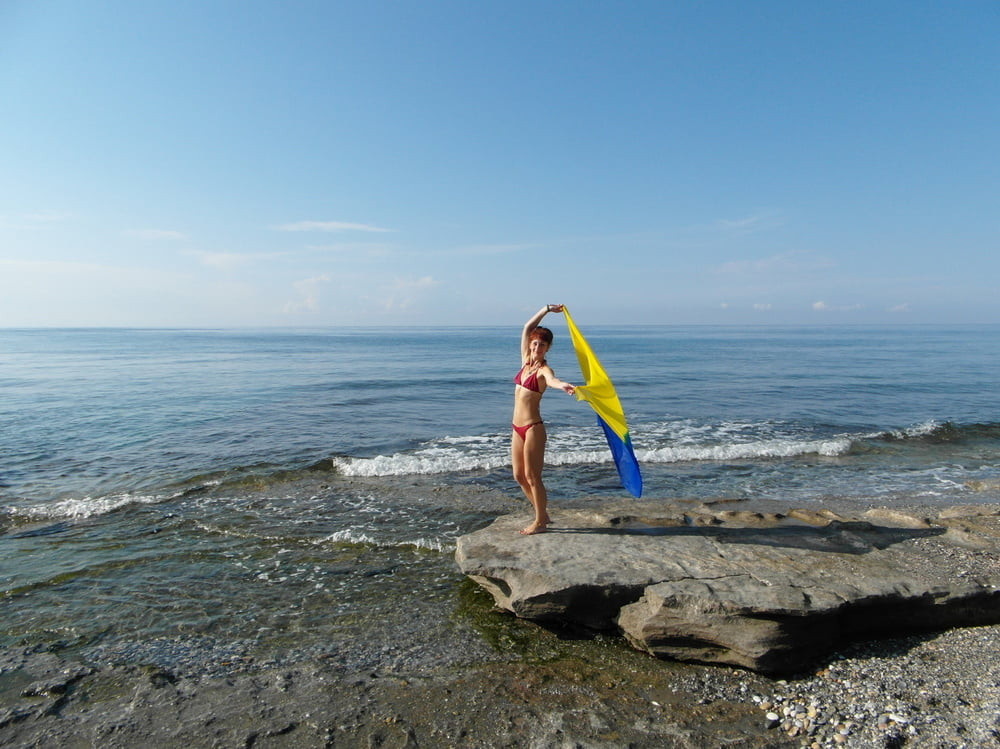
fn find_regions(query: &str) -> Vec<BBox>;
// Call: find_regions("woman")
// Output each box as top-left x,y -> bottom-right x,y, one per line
511,304 -> 576,535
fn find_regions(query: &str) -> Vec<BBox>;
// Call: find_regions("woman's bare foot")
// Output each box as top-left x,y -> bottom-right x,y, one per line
518,522 -> 548,535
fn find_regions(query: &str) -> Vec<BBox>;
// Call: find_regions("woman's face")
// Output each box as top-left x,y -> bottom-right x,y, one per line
528,337 -> 550,361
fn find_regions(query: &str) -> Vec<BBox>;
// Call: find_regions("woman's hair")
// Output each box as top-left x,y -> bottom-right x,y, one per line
530,326 -> 553,345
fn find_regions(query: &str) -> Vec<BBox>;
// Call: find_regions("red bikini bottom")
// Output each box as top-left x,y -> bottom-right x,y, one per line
512,421 -> 543,439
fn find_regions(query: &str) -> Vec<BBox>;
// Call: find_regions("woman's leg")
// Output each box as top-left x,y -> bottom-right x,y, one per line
511,424 -> 549,534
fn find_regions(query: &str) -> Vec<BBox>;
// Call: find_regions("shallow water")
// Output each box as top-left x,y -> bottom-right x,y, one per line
2,324 -> 1000,669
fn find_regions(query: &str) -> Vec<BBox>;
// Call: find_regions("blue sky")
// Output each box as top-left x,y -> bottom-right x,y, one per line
1,1 -> 997,326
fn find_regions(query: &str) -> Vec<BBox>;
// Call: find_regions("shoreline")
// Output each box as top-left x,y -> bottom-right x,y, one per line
3,622 -> 998,747
3,500 -> 999,747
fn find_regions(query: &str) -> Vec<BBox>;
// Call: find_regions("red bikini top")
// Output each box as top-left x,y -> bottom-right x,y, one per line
514,364 -> 542,392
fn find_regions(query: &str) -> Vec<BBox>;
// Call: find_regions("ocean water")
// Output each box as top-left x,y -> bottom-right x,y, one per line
2,324 -> 1000,671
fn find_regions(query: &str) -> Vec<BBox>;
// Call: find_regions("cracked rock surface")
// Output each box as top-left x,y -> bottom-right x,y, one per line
455,499 -> 1000,674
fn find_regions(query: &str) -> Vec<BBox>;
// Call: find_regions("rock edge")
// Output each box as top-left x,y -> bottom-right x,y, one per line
455,500 -> 1000,674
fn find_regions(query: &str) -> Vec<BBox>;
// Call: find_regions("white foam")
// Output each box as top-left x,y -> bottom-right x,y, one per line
9,492 -> 167,520
858,419 -> 943,442
316,527 -> 455,552
547,449 -> 613,466
403,537 -> 455,552
905,420 -> 942,435
639,437 -> 852,463
333,451 -> 507,477
329,426 -> 856,477
319,528 -> 379,545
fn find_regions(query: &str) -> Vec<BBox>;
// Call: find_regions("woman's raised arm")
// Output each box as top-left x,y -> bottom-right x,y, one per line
521,304 -> 563,359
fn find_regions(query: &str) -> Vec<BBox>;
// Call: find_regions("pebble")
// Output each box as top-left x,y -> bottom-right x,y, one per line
741,625 -> 1000,747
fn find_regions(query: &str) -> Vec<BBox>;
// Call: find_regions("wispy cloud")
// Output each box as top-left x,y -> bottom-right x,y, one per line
1,258 -> 111,274
0,256 -> 187,299
184,250 -> 288,270
22,211 -> 74,223
443,242 -> 538,257
377,275 -> 441,312
284,274 -> 331,314
0,257 -> 267,327
304,242 -> 395,257
812,301 -> 864,312
297,241 -> 533,259
711,210 -> 785,234
716,251 -> 833,275
273,221 -> 392,233
0,211 -> 73,229
392,276 -> 438,292
123,229 -> 186,240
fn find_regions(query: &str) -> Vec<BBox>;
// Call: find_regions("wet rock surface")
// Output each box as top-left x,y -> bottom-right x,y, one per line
2,620 -> 999,748
0,626 -> 786,748
456,500 -> 1000,674
2,500 -> 999,748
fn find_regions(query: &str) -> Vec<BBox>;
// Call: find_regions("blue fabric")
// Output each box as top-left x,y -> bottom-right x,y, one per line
597,415 -> 643,498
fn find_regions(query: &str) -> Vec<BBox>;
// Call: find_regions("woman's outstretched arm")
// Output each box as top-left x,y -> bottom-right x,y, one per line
539,366 -> 576,395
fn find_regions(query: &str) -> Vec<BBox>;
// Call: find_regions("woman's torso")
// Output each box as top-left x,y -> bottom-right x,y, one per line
512,362 -> 546,424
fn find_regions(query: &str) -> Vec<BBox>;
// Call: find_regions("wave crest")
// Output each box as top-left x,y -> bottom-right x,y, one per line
332,446 -> 507,477
640,437 -> 852,464
6,492 -> 168,521
877,421 -> 1000,444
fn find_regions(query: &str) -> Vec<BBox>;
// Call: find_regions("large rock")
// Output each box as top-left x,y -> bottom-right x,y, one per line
455,500 -> 1000,674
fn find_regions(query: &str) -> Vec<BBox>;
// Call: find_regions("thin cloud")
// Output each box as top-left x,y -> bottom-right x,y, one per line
378,275 -> 441,312
0,256 -> 188,294
394,276 -> 438,290
444,242 -> 538,257
284,274 -> 331,314
716,251 -> 833,275
812,301 -> 864,312
124,229 -> 186,240
273,221 -> 392,233
0,211 -> 73,228
297,242 -> 532,259
712,211 -> 785,234
22,211 -> 73,223
1,258 -> 110,274
184,250 -> 288,270
304,242 -> 395,257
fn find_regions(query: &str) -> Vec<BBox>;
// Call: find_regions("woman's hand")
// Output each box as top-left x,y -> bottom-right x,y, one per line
546,304 -> 564,313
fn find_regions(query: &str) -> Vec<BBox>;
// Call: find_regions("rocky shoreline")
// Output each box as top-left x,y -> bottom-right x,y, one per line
456,500 -> 1000,676
2,622 -> 998,747
2,500 -> 999,747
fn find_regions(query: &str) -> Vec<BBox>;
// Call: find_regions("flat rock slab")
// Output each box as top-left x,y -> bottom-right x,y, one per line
455,500 -> 1000,674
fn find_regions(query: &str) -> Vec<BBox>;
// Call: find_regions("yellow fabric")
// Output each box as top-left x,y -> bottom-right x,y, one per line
563,307 -> 629,440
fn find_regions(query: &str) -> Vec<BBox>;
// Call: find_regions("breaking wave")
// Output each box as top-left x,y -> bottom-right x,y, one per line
6,491 -> 173,522
8,421 -> 996,517
330,420 -> 1000,477
874,420 -> 1000,443
639,437 -> 852,463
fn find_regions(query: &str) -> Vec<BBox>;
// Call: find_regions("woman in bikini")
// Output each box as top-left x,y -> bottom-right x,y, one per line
512,304 -> 576,535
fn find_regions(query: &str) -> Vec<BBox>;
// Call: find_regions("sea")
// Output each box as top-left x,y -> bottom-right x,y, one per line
3,324 -> 1000,676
